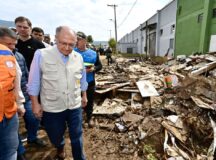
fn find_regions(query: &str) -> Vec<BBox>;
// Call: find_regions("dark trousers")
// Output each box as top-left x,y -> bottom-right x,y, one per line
23,100 -> 40,141
85,82 -> 95,122
18,100 -> 40,155
0,114 -> 19,160
107,56 -> 112,65
42,108 -> 85,160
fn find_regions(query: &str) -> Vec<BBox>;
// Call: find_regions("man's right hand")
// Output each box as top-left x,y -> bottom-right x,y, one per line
33,103 -> 43,119
30,96 -> 43,119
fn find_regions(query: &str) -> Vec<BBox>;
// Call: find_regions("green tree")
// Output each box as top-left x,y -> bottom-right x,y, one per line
108,38 -> 116,53
87,35 -> 93,43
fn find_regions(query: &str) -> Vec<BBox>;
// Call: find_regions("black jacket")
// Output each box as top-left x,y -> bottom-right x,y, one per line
14,50 -> 30,101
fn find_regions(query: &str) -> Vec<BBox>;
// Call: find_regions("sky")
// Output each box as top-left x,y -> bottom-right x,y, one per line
0,0 -> 172,41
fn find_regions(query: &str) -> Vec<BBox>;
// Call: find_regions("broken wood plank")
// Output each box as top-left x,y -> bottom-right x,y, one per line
117,88 -> 139,93
95,82 -> 130,94
190,61 -> 216,76
191,96 -> 214,110
204,55 -> 216,62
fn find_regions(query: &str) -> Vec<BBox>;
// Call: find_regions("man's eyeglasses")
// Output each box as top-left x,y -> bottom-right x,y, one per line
58,41 -> 76,48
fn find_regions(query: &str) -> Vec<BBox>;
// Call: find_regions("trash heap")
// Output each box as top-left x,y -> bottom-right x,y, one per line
91,52 -> 216,160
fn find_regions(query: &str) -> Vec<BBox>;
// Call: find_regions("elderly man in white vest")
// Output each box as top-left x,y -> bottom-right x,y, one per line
27,26 -> 88,160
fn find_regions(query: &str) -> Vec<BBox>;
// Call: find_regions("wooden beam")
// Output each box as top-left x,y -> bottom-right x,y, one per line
96,82 -> 130,94
190,61 -> 216,76
117,88 -> 139,93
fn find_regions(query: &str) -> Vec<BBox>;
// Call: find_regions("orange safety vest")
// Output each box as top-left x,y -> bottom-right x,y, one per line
0,45 -> 17,122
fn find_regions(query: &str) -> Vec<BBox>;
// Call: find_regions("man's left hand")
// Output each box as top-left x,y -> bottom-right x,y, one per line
82,95 -> 88,108
17,107 -> 26,117
86,66 -> 94,73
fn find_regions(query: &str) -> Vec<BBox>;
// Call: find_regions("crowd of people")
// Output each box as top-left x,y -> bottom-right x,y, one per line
0,16 -> 106,160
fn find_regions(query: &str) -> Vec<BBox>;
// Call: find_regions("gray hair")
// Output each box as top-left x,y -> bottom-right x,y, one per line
0,27 -> 17,39
56,26 -> 63,35
55,26 -> 76,37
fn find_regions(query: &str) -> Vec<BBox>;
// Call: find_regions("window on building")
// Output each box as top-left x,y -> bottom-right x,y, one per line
171,25 -> 175,34
213,8 -> 216,18
160,29 -> 163,36
127,48 -> 133,54
169,39 -> 174,49
197,13 -> 203,23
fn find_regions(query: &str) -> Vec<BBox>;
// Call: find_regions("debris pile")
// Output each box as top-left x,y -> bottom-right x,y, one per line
92,53 -> 216,159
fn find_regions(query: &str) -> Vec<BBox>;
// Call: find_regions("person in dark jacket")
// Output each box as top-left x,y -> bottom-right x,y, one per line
14,50 -> 45,160
105,47 -> 113,65
14,16 -> 46,148
14,50 -> 28,160
74,31 -> 102,127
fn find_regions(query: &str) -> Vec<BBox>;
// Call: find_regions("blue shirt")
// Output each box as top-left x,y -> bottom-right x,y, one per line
74,48 -> 97,83
27,46 -> 88,96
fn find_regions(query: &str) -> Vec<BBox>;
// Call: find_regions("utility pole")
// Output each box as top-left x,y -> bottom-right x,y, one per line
107,4 -> 118,44
108,29 -> 112,39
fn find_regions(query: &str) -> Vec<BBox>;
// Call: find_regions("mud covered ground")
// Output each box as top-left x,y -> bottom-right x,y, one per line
20,121 -> 139,160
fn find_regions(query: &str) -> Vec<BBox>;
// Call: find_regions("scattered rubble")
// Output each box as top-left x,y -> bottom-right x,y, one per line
92,52 -> 216,159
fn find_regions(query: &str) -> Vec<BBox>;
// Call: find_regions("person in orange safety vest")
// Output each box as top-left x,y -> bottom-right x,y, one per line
0,43 -> 25,160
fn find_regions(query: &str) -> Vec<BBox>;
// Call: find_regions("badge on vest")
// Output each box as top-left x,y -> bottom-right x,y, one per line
76,79 -> 80,86
5,61 -> 14,68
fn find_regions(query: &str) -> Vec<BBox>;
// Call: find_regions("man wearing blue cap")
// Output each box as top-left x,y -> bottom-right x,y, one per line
74,31 -> 102,127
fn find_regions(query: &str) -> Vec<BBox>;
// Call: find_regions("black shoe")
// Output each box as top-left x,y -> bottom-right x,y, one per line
28,138 -> 47,147
17,154 -> 26,160
53,148 -> 66,160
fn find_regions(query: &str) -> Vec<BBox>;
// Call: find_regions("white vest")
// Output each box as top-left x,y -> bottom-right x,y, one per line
40,47 -> 84,112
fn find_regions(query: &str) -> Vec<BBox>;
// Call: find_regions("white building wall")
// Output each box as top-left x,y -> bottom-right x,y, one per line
158,0 -> 177,57
118,32 -> 136,53
118,43 -> 137,53
140,22 -> 147,54
142,30 -> 146,54
128,32 -> 133,43
146,14 -> 157,56
148,14 -> 157,25
133,26 -> 141,53
118,0 -> 177,56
